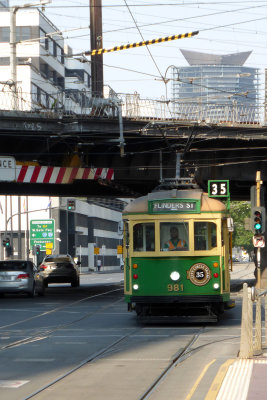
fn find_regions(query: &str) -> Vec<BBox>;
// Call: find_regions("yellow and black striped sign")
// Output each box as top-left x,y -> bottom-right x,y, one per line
85,30 -> 199,57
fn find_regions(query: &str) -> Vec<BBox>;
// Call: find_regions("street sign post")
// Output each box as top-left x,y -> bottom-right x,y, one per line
30,219 -> 55,251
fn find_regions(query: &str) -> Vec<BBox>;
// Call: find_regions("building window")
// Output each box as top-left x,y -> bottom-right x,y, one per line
0,27 -> 10,42
31,83 -> 37,101
61,48 -> 64,64
39,28 -> 46,48
16,26 -> 31,41
48,38 -> 53,54
36,86 -> 41,103
53,41 -> 57,57
40,63 -> 49,78
84,72 -> 90,88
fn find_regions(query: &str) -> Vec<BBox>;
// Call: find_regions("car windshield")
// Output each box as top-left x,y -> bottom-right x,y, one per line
0,261 -> 28,271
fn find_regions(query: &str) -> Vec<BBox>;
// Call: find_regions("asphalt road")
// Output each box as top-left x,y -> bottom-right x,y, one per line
0,266 -> 255,400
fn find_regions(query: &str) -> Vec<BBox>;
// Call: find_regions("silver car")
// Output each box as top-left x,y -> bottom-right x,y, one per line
39,254 -> 80,287
0,260 -> 45,297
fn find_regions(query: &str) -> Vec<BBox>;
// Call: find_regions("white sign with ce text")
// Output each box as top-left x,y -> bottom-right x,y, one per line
0,157 -> 16,181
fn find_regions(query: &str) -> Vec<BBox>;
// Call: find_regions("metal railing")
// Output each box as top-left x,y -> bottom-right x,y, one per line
239,283 -> 267,358
0,84 -> 265,127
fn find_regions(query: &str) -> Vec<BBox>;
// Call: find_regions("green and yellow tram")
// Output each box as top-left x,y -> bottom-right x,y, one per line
123,180 -> 233,321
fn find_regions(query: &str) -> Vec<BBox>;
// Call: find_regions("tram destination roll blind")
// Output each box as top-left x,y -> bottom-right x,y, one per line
149,199 -> 200,213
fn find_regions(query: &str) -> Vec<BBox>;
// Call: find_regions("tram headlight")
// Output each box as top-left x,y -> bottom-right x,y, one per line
170,271 -> 180,281
213,283 -> 220,290
133,284 -> 139,290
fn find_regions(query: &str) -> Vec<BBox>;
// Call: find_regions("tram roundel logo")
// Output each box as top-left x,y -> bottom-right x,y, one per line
188,263 -> 211,286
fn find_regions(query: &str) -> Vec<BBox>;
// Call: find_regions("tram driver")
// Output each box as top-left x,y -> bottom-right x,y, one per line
164,226 -> 187,251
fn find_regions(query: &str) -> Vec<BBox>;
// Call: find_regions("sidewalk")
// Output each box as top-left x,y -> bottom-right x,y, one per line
206,354 -> 267,399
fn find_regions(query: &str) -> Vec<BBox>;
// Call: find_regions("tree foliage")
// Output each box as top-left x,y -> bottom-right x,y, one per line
230,201 -> 253,252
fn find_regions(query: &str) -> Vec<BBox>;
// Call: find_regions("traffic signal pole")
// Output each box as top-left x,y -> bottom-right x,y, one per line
256,171 -> 262,288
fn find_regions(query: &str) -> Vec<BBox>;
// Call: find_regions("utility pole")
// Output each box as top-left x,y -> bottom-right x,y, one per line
10,6 -> 18,110
256,171 -> 262,288
90,0 -> 103,97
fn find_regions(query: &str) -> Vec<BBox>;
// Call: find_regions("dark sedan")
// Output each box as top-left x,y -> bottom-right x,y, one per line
0,260 -> 45,297
39,254 -> 80,287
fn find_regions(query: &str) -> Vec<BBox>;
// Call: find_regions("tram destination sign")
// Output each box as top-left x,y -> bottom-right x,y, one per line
149,199 -> 200,213
208,180 -> 230,198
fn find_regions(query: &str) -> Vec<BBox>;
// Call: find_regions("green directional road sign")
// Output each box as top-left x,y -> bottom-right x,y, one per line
30,219 -> 55,251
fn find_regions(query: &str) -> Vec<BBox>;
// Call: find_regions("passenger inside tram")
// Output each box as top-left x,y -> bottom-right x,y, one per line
163,226 -> 188,251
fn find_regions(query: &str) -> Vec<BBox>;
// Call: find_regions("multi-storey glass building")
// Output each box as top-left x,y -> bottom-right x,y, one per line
171,49 -> 259,123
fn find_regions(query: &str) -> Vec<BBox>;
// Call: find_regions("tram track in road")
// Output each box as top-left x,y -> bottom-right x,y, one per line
21,322 -> 240,400
22,326 -> 205,400
24,327 -> 141,400
138,327 -> 205,400
0,287 -> 123,351
135,322 -> 240,400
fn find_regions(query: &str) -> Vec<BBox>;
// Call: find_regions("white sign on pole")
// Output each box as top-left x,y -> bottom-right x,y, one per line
100,245 -> 106,255
0,157 -> 16,181
253,235 -> 265,248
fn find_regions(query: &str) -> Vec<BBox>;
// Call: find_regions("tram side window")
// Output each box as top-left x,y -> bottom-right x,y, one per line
133,223 -> 155,252
194,222 -> 217,250
160,222 -> 189,251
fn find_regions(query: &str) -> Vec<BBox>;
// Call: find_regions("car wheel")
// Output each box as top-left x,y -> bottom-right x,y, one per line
27,283 -> 36,298
38,284 -> 45,296
71,278 -> 80,287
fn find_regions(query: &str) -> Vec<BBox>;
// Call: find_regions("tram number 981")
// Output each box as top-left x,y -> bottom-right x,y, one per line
167,284 -> 184,292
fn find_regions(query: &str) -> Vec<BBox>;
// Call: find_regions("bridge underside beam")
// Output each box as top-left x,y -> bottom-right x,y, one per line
0,113 -> 267,198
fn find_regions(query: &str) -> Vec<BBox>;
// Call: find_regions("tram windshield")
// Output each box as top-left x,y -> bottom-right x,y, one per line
194,222 -> 217,250
133,223 -> 155,251
160,222 -> 189,251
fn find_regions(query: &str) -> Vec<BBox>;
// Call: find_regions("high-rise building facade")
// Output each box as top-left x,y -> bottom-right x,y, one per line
171,49 -> 259,123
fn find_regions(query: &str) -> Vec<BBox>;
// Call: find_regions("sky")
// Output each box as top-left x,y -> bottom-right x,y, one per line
9,0 -> 267,100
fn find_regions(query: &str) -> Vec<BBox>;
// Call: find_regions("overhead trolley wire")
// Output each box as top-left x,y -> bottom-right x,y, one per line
122,0 -> 164,81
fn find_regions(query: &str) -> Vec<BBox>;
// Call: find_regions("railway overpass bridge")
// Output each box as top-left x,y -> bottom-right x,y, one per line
0,97 -> 266,200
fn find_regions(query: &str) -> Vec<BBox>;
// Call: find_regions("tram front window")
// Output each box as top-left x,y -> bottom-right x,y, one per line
133,223 -> 155,251
160,222 -> 188,251
194,222 -> 217,250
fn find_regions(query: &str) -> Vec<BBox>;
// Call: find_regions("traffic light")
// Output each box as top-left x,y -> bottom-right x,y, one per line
67,199 -> 76,210
3,237 -> 12,256
36,245 -> 40,256
251,207 -> 266,234
3,237 -> 10,247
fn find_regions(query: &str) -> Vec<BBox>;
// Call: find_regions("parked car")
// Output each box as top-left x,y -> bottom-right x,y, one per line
232,255 -> 239,262
39,254 -> 80,287
0,260 -> 45,297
